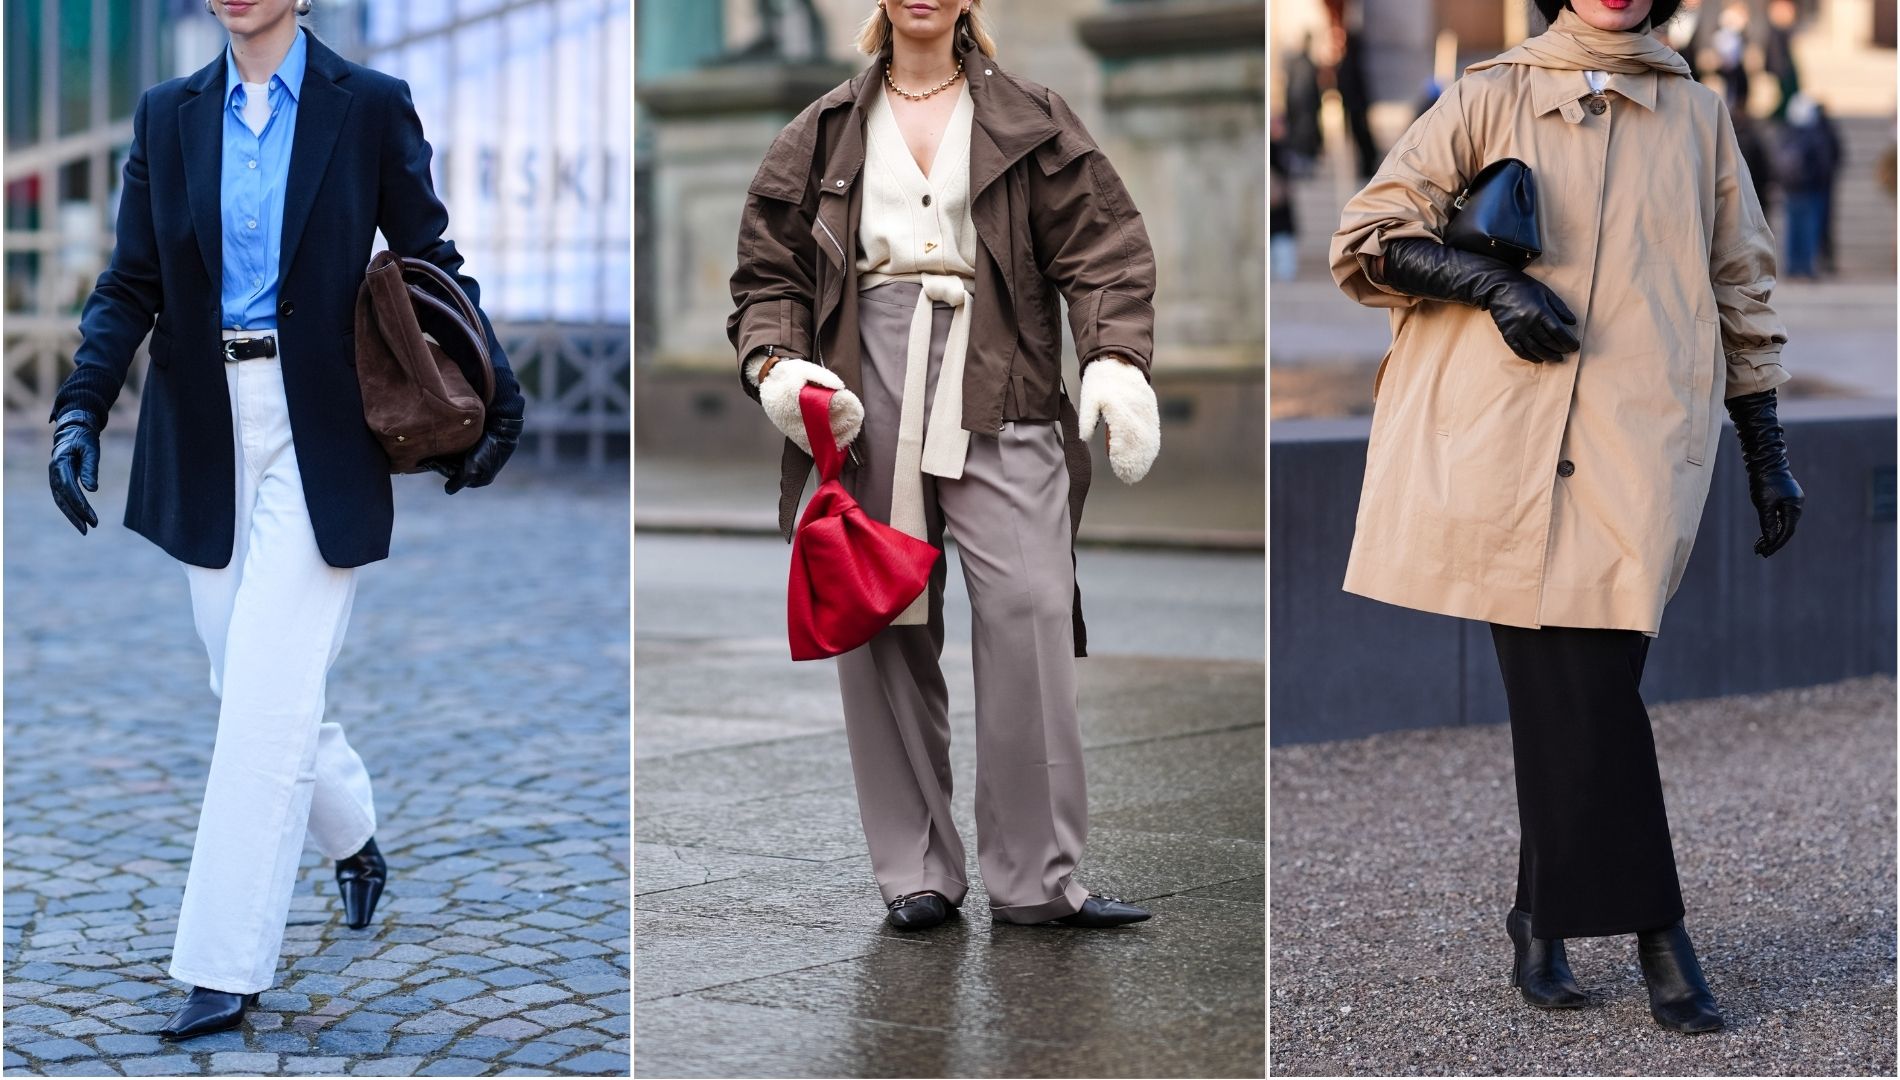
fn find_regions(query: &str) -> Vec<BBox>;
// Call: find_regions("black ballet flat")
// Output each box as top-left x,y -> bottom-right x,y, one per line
158,987 -> 259,1041
335,836 -> 387,930
886,891 -> 954,931
1054,894 -> 1152,928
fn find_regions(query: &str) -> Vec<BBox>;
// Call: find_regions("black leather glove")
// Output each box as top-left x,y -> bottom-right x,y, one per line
49,410 -> 101,535
427,413 -> 524,494
1725,388 -> 1802,557
1376,237 -> 1581,363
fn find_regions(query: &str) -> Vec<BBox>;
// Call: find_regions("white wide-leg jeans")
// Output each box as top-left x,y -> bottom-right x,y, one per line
167,349 -> 377,995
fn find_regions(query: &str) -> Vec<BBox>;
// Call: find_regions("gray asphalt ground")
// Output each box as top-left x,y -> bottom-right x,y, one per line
1270,676 -> 1897,1077
634,533 -> 1266,1078
4,436 -> 629,1076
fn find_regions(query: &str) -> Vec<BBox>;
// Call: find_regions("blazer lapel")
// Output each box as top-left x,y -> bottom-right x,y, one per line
179,53 -> 227,292
278,33 -> 352,291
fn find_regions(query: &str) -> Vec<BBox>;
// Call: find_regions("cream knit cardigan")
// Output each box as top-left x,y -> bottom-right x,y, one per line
857,83 -> 978,624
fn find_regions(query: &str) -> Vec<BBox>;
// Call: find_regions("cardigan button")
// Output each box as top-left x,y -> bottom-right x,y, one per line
1556,459 -> 1576,478
922,194 -> 931,207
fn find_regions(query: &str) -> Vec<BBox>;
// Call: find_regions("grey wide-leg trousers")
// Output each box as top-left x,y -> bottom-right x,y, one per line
835,281 -> 1091,924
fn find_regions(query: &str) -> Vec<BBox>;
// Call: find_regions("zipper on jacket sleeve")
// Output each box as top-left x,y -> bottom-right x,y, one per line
808,214 -> 859,466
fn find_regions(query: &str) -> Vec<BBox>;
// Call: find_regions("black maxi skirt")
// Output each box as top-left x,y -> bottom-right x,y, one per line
1490,623 -> 1687,939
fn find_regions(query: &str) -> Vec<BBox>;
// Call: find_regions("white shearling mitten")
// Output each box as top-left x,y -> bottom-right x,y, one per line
1078,357 -> 1159,484
751,355 -> 864,456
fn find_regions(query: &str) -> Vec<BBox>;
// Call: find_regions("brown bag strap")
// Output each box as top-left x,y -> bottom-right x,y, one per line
396,255 -> 495,406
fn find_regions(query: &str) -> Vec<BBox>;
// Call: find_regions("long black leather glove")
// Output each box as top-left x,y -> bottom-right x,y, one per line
49,409 -> 101,535
1375,237 -> 1581,363
1725,388 -> 1803,557
427,413 -> 524,494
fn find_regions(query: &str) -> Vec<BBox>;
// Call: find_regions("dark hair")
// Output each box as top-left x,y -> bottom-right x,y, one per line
1533,0 -> 1683,26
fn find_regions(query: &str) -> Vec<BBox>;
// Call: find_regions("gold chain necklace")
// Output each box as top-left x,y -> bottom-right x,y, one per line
885,59 -> 964,101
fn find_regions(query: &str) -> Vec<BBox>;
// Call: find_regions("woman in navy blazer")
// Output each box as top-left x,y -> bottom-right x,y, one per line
46,0 -> 525,1042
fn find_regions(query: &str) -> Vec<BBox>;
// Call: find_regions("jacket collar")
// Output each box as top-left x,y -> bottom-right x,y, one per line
181,28 -> 354,298
812,43 -> 1061,199
1527,64 -> 1658,117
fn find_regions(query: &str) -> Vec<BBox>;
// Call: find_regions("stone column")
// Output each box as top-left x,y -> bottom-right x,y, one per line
1076,0 -> 1265,473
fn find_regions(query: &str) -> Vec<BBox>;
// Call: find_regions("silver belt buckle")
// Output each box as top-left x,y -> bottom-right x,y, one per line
222,336 -> 259,362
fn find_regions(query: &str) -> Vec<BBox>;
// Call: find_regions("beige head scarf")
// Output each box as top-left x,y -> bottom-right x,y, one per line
1466,7 -> 1693,77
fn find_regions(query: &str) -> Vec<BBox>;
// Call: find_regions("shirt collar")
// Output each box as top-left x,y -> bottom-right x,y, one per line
1528,65 -> 1658,117
224,27 -> 309,106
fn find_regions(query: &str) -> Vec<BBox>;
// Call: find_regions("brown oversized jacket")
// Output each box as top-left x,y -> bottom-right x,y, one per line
728,44 -> 1158,653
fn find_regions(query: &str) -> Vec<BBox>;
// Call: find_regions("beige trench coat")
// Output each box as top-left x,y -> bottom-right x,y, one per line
1330,54 -> 1788,635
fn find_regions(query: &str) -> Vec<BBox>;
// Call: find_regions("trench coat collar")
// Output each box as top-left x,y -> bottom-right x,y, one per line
1525,63 -> 1659,117
812,42 -> 1061,201
179,28 -> 354,296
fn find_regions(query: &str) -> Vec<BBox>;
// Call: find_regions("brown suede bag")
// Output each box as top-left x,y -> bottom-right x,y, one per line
353,250 -> 495,473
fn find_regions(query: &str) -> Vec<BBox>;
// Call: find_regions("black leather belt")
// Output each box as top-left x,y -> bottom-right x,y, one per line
222,335 -> 278,362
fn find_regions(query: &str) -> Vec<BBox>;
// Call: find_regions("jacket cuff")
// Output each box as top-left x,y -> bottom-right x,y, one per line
1069,291 -> 1154,381
1724,349 -> 1791,399
734,300 -> 813,400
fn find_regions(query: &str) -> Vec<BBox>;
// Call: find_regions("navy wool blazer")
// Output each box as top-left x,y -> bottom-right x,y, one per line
54,28 -> 521,569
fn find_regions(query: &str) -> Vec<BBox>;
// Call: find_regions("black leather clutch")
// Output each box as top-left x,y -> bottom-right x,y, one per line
1443,158 -> 1541,269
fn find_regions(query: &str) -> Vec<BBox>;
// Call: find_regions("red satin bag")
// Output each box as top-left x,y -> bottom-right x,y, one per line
787,384 -> 940,661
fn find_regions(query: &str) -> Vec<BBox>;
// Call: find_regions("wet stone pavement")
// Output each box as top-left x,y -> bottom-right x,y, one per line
633,533 -> 1268,1078
3,438 -> 630,1077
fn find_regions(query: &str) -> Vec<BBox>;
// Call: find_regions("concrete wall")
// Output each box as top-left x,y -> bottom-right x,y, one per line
1270,400 -> 1897,744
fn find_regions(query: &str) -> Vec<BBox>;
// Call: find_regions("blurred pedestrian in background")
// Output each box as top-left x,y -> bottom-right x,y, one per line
1325,0 -> 1382,179
1331,0 -> 1804,1037
1764,0 -> 1802,121
1813,99 -> 1845,275
1283,30 -> 1325,165
1776,91 -> 1840,279
44,0 -> 523,1045
1712,1 -> 1751,112
1271,114 -> 1300,282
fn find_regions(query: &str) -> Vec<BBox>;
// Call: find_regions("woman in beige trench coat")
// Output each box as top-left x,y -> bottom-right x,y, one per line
1330,0 -> 1805,1034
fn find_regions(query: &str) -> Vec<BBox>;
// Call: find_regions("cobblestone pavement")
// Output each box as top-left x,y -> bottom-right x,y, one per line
1271,676 -> 1897,1077
3,437 -> 629,1077
634,534 -> 1266,1078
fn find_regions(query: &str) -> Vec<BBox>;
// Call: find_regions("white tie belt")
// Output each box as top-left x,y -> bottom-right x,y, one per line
882,271 -> 975,625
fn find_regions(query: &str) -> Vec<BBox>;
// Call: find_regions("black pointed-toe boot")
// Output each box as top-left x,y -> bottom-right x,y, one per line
335,837 -> 387,930
158,987 -> 259,1041
1637,920 -> 1724,1033
1054,894 -> 1152,928
886,891 -> 953,931
1506,908 -> 1591,1009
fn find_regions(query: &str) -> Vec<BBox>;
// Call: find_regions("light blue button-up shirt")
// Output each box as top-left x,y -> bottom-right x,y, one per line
220,30 -> 306,331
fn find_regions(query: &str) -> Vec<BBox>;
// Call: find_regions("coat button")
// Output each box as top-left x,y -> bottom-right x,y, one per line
1586,96 -> 1607,115
922,194 -> 931,207
1557,459 -> 1576,477
279,300 -> 294,316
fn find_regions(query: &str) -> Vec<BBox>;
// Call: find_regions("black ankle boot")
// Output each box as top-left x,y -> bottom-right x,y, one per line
1637,920 -> 1724,1033
1507,908 -> 1590,1009
335,837 -> 387,930
158,987 -> 259,1040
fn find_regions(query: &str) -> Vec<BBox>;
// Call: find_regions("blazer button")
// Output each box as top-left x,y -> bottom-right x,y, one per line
922,194 -> 931,207
279,300 -> 295,317
1557,459 -> 1576,478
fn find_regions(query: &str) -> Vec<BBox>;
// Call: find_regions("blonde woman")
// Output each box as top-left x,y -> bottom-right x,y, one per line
729,0 -> 1161,931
